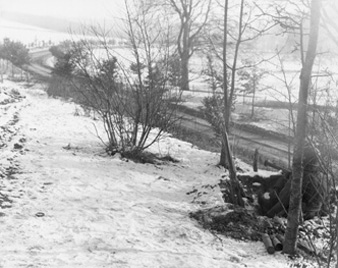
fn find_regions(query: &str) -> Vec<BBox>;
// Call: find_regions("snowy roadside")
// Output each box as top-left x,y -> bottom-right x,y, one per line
0,80 -> 296,267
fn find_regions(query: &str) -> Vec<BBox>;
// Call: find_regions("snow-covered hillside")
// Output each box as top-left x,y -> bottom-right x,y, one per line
0,80 -> 309,267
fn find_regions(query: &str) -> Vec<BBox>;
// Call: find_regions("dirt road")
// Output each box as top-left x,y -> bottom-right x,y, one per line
25,49 -> 52,79
178,111 -> 291,167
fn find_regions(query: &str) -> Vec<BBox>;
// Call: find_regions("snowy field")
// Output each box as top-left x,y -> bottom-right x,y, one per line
0,79 -> 316,267
0,19 -> 70,45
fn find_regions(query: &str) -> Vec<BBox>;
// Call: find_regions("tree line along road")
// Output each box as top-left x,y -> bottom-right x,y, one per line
28,48 -> 292,169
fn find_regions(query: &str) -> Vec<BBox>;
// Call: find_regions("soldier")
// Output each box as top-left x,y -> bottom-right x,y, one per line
261,144 -> 330,220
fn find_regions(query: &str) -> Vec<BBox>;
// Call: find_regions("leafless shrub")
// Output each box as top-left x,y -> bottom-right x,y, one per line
49,1 -> 182,157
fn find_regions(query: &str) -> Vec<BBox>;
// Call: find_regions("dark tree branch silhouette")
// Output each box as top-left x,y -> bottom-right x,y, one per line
283,0 -> 321,255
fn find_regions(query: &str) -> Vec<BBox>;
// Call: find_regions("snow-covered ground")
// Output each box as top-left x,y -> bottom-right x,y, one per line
0,80 -> 313,267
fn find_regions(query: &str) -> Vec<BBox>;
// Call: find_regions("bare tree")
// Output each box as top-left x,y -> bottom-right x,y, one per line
198,0 -> 275,205
48,1 -> 182,158
202,0 -> 275,166
283,0 -> 321,255
148,0 -> 211,91
220,0 -> 243,206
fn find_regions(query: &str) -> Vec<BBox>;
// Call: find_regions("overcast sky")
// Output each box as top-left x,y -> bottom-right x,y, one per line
0,0 -> 125,21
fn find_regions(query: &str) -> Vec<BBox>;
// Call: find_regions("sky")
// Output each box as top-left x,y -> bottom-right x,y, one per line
0,0 -> 125,21
0,0 -> 128,43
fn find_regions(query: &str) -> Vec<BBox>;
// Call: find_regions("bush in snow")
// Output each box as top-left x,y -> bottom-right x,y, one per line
48,7 -> 182,157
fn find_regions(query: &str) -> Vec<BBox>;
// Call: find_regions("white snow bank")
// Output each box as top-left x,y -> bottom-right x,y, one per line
0,80 -> 310,267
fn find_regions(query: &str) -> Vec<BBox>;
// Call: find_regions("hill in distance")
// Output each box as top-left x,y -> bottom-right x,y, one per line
1,11 -> 121,36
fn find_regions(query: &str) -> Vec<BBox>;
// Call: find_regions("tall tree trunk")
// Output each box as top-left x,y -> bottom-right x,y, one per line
11,63 -> 14,78
220,0 -> 229,167
180,51 -> 190,91
336,205 -> 338,268
219,0 -> 243,206
220,146 -> 226,166
181,17 -> 190,91
222,128 -> 244,207
283,0 -> 321,255
251,78 -> 256,118
220,0 -> 244,167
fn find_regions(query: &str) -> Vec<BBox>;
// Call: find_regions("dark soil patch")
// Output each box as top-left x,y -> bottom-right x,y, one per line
112,150 -> 180,165
190,205 -> 285,242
